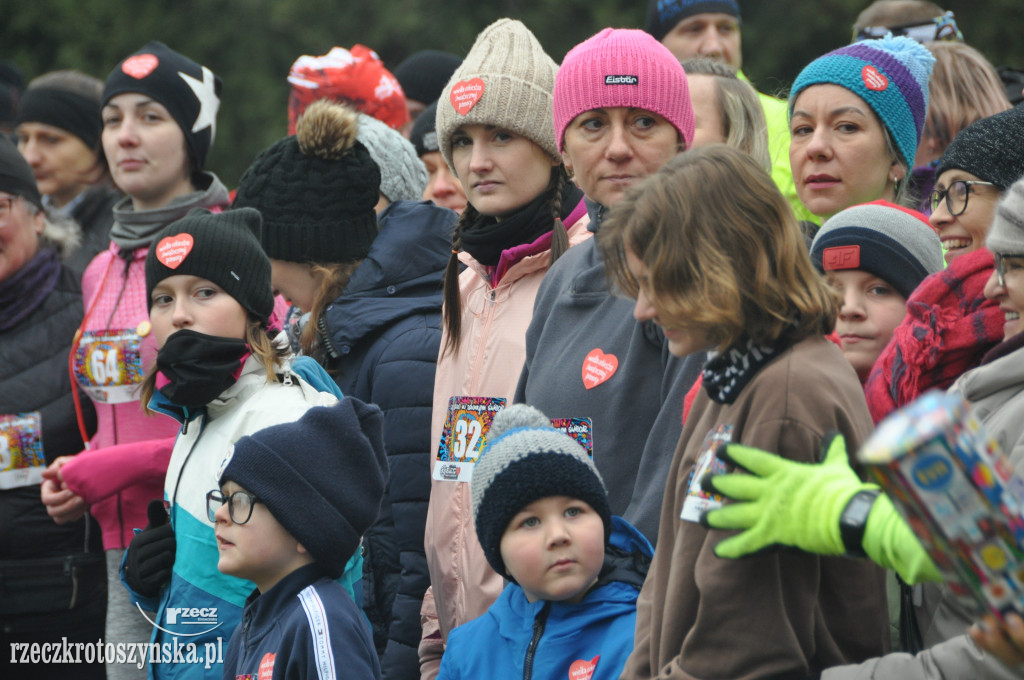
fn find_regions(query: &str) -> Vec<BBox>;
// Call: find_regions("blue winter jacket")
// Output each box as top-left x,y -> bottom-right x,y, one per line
320,199 -> 454,676
223,563 -> 380,680
437,517 -> 652,680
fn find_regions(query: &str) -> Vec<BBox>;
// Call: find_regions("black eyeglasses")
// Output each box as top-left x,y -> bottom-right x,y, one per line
994,253 -> 1024,287
929,180 -> 996,217
0,196 -> 18,220
206,489 -> 261,525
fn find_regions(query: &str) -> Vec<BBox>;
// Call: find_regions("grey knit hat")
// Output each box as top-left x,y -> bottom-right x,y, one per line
986,177 -> 1024,254
436,18 -> 559,173
471,404 -> 612,581
356,112 -> 428,202
810,200 -> 943,299
935,105 -> 1024,190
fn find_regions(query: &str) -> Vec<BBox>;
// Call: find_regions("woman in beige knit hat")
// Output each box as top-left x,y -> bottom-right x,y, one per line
421,17 -> 590,678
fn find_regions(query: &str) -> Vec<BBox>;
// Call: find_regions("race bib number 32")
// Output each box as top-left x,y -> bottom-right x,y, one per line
433,396 -> 506,483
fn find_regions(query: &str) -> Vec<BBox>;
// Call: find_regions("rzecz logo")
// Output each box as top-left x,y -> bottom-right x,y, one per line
136,604 -> 222,637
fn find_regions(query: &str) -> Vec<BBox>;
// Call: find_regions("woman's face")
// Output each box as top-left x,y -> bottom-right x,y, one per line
984,254 -> 1024,340
101,93 -> 193,211
16,122 -> 102,208
149,275 -> 248,348
687,75 -> 727,149
270,259 -> 323,314
561,107 -> 680,209
625,248 -> 711,357
421,151 -> 467,214
929,169 -> 1002,265
789,84 -> 900,219
0,193 -> 44,284
450,125 -> 557,218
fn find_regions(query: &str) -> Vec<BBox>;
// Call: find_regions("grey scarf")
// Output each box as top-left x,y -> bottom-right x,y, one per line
108,172 -> 230,250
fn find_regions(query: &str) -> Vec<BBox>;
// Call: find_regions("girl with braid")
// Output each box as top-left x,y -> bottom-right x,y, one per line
419,18 -> 590,678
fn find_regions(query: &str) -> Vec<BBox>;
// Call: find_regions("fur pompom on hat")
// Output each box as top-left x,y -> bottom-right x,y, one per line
220,399 -> 388,579
144,208 -> 274,323
103,41 -> 222,170
810,200 -> 943,299
790,35 -> 935,171
233,100 -> 381,264
471,404 -> 612,581
935,105 -> 1024,192
986,177 -> 1024,255
436,18 -> 559,172
554,28 -> 695,153
355,111 -> 428,202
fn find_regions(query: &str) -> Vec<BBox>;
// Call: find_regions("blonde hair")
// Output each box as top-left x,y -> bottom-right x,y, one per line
140,320 -> 288,413
599,145 -> 839,352
681,58 -> 772,173
923,42 -> 1011,151
301,260 -> 363,358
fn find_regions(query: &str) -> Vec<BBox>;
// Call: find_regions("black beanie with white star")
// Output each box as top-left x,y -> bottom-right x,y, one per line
103,41 -> 222,169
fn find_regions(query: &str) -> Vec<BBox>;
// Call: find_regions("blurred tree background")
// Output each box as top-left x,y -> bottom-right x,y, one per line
6,0 -> 1022,186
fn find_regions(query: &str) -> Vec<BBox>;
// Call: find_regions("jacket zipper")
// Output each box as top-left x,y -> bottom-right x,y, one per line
523,602 -> 550,680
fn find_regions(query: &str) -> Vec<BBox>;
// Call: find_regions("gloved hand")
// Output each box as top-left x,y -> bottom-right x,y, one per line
701,432 -> 872,558
862,493 -> 941,584
124,500 -> 176,598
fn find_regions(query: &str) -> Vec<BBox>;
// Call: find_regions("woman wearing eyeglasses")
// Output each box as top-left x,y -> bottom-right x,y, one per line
866,105 -> 1024,423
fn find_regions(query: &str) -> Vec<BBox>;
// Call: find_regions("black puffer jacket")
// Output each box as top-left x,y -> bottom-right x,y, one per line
64,185 -> 120,279
321,200 -> 453,679
0,258 -> 102,616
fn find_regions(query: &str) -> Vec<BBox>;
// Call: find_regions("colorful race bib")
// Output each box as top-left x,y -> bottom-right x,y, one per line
0,412 -> 45,489
680,424 -> 732,523
73,329 -> 145,403
551,417 -> 594,457
433,397 -> 506,482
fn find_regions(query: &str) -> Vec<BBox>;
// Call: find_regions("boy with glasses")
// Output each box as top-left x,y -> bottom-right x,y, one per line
209,400 -> 387,680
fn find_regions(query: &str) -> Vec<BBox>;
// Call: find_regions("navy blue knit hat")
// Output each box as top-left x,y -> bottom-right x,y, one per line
645,0 -> 740,42
103,41 -> 222,169
0,135 -> 43,210
810,200 -> 943,299
790,35 -> 934,171
471,404 -> 612,581
392,50 -> 462,105
220,399 -> 388,579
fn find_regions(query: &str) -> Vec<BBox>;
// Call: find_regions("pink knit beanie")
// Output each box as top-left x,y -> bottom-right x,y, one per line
553,28 -> 695,153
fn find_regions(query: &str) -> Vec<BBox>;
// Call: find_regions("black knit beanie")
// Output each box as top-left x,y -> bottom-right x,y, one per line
145,208 -> 274,324
103,41 -> 222,169
0,136 -> 43,209
935,105 -> 1024,190
392,50 -> 462,105
470,404 -> 612,582
219,399 -> 388,579
410,100 -> 440,158
17,83 -> 102,151
233,100 -> 381,264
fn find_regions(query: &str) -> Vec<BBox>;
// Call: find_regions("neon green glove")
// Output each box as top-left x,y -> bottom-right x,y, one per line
863,493 -> 942,584
702,432 -> 871,558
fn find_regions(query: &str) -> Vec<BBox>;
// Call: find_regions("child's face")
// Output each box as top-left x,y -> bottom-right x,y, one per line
150,275 -> 248,348
626,248 -> 712,357
499,496 -> 605,604
829,269 -> 908,381
212,480 -> 311,593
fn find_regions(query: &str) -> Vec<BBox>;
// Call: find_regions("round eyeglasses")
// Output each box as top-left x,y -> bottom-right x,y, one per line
206,489 -> 261,525
929,180 -> 996,217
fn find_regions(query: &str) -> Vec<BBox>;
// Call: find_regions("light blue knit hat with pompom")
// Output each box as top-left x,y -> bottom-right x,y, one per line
789,35 -> 935,170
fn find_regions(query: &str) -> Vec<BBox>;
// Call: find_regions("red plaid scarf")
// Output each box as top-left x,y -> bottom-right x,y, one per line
864,248 -> 1002,424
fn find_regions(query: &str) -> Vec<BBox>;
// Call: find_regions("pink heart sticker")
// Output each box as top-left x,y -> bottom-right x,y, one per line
582,349 -> 618,390
155,233 -> 194,269
449,78 -> 485,116
122,54 -> 160,79
568,656 -> 600,680
861,65 -> 889,92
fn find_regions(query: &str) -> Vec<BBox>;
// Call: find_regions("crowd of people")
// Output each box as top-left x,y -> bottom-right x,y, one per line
3,0 -> 1024,679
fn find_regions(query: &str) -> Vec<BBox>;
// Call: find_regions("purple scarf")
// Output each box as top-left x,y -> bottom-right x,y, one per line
0,248 -> 61,332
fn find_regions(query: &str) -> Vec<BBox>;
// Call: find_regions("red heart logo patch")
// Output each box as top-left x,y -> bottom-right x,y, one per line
861,65 -> 889,92
155,233 -> 194,269
449,78 -> 485,116
122,54 -> 160,79
582,349 -> 618,390
569,656 -> 600,680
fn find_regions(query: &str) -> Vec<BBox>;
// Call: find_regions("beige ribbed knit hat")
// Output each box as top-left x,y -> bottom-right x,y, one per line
436,18 -> 559,173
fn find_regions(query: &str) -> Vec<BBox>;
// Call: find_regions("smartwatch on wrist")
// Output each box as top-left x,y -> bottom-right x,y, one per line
839,489 -> 880,558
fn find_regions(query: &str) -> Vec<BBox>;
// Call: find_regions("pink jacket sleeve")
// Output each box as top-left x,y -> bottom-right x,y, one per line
60,436 -> 176,505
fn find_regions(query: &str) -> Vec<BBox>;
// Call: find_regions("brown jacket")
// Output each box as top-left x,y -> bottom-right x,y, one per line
621,335 -> 890,680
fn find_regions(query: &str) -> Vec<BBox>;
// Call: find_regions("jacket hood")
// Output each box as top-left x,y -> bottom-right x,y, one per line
324,200 -> 453,349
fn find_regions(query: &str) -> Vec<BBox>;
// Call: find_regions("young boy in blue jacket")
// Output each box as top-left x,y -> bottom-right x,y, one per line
437,404 -> 653,680
211,399 -> 387,680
